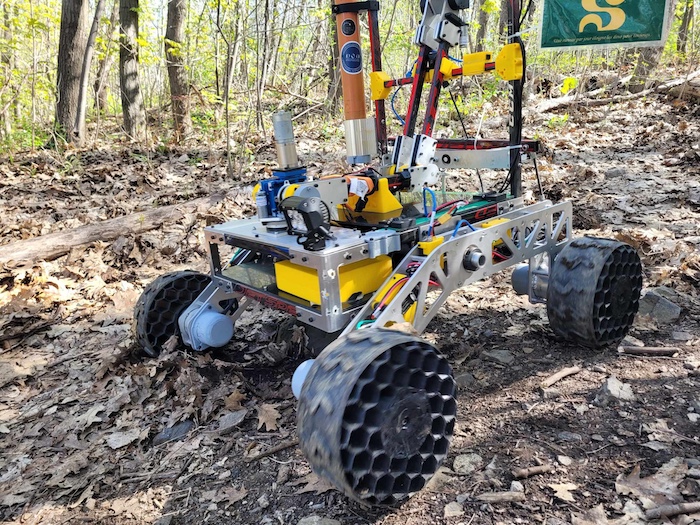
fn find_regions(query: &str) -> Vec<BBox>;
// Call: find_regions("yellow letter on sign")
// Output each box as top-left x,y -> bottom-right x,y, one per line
579,0 -> 626,32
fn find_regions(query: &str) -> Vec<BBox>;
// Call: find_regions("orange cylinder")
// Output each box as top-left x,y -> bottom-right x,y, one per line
335,0 -> 366,121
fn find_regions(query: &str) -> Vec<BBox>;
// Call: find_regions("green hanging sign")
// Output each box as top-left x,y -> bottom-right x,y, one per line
539,0 -> 672,50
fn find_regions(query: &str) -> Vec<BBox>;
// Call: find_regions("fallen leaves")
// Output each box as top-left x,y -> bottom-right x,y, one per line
224,387 -> 247,410
549,482 -> 578,502
615,457 -> 687,509
290,473 -> 336,495
105,429 -> 141,450
256,403 -> 281,431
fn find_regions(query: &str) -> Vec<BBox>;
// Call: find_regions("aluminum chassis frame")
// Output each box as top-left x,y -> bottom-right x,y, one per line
178,198 -> 572,345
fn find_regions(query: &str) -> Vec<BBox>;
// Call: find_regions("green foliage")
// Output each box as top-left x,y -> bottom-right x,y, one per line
546,113 -> 570,129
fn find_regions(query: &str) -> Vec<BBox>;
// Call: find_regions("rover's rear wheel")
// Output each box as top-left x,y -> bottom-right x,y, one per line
297,329 -> 456,506
547,237 -> 643,348
134,271 -> 211,357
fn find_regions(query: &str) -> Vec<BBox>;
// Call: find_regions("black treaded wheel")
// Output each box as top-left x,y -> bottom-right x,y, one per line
297,329 -> 456,506
134,271 -> 211,357
547,237 -> 643,348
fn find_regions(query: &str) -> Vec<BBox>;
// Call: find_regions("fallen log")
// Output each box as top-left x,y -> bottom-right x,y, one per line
0,193 -> 227,267
541,366 -> 581,388
645,501 -> 700,520
512,464 -> 554,479
617,346 -> 681,357
476,491 -> 526,503
535,69 -> 700,113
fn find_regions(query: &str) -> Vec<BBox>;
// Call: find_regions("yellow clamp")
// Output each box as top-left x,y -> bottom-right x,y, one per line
495,43 -> 523,81
370,71 -> 392,101
418,236 -> 444,256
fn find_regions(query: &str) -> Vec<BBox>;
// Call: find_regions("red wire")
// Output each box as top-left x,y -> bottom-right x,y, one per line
492,251 -> 509,261
375,277 -> 409,312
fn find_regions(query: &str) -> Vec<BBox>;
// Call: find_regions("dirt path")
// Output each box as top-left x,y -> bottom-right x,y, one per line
1,95 -> 699,525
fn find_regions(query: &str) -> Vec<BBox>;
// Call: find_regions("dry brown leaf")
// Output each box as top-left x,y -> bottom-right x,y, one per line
642,419 -> 691,444
257,403 -> 281,431
225,388 -> 247,410
572,502 -> 645,525
615,457 -> 686,509
203,485 -> 249,507
549,482 -> 578,502
290,473 -> 336,495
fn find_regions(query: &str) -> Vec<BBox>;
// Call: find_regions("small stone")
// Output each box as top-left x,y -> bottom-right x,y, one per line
558,431 -> 583,442
574,404 -> 589,415
444,502 -> 465,518
605,167 -> 627,179
152,420 -> 195,446
689,413 -> 699,423
276,464 -> 291,485
684,360 -> 700,371
510,480 -> 525,492
455,372 -> 476,388
638,288 -> 682,324
593,376 -> 636,406
258,494 -> 269,509
673,331 -> 693,341
557,455 -> 573,466
482,349 -> 515,366
453,453 -> 484,475
622,335 -> 645,347
218,409 -> 248,434
297,517 -> 341,525
541,388 -> 561,400
591,434 -> 604,442
592,365 -> 607,373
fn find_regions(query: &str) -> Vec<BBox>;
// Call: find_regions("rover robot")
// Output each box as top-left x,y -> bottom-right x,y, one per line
134,0 -> 643,506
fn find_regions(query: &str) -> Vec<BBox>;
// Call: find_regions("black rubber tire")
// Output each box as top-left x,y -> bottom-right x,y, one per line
547,237 -> 643,348
297,329 -> 456,506
134,271 -> 211,357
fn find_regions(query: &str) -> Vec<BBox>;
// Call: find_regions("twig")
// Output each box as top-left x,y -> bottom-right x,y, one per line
244,438 -> 299,463
475,491 -> 526,503
512,464 -> 554,479
617,346 -> 680,357
645,501 -> 700,520
541,366 -> 581,388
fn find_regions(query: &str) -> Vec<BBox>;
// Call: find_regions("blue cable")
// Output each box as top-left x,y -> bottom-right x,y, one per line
452,219 -> 476,238
422,187 -> 437,217
390,61 -> 418,125
390,88 -> 405,126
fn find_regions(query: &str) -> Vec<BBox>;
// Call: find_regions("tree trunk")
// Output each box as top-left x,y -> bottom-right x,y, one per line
55,0 -> 89,138
629,47 -> 663,93
678,0 -> 694,54
165,0 -> 192,142
73,0 -> 107,143
474,0 -> 489,52
119,0 -> 146,140
1,1 -> 12,139
327,17 -> 341,112
94,0 -> 118,113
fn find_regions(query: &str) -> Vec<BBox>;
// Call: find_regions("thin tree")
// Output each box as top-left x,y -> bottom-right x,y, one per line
1,1 -> 13,138
678,0 -> 694,54
55,0 -> 89,139
94,1 -> 119,114
119,0 -> 146,140
165,0 -> 192,142
73,0 -> 107,143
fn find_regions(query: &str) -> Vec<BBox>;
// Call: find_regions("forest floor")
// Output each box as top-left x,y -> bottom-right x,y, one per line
1,91 -> 700,525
